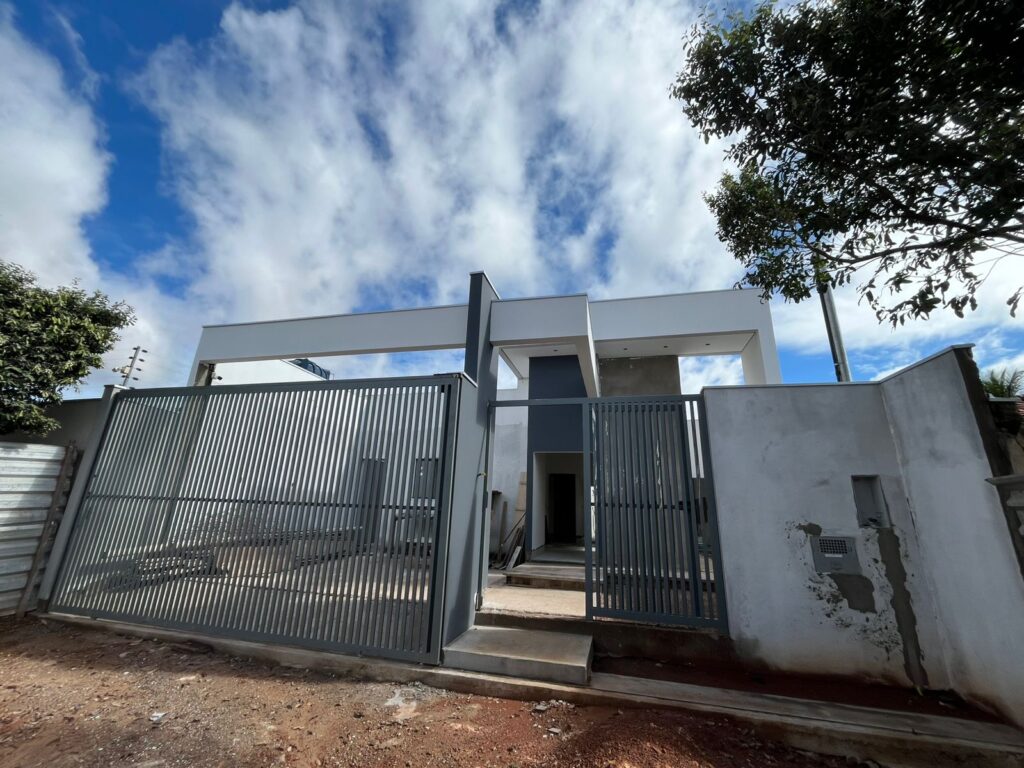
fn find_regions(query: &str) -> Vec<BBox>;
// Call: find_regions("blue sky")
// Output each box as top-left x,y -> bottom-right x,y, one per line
1,0 -> 1021,393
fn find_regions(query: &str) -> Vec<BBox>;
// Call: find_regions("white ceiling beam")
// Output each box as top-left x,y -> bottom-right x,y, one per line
189,304 -> 468,384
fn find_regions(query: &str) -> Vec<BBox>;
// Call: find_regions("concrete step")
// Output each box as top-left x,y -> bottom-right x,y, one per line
506,563 -> 585,591
443,626 -> 593,685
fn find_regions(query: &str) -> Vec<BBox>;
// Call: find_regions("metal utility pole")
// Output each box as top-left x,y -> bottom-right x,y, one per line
817,284 -> 852,382
112,346 -> 148,387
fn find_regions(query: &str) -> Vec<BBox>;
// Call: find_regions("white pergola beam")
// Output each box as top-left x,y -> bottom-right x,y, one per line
186,282 -> 781,390
189,304 -> 468,384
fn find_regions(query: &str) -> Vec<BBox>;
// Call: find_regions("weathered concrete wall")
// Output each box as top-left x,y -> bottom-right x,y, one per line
598,356 -> 681,396
1,398 -> 104,449
706,348 -> 1024,726
705,384 -> 929,686
880,350 -> 1024,724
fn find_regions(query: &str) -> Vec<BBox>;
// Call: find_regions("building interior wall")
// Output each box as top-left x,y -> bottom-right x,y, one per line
598,355 -> 681,396
530,452 -> 585,550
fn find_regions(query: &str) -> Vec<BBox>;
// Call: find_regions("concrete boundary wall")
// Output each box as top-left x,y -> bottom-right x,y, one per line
0,398 -> 104,449
706,347 -> 1024,726
879,349 -> 1024,724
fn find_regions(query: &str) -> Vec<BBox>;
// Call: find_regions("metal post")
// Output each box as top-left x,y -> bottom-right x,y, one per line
475,403 -> 495,611
38,385 -> 122,603
818,284 -> 852,382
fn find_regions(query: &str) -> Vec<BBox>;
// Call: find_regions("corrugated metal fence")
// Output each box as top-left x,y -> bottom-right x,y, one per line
48,376 -> 461,663
0,442 -> 75,616
586,396 -> 726,630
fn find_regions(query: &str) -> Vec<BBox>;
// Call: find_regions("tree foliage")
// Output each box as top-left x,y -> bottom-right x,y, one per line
672,0 -> 1024,325
0,261 -> 134,435
982,368 -> 1024,399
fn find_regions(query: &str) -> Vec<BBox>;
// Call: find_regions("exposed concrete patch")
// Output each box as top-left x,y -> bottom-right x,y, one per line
828,574 -> 876,613
878,527 -> 929,688
790,523 -> 900,659
796,522 -> 823,537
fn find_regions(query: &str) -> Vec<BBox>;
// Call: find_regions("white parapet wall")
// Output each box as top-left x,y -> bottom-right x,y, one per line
212,359 -> 326,385
704,347 -> 1024,726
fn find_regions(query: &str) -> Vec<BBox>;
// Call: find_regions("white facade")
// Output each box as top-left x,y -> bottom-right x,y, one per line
211,359 -> 326,386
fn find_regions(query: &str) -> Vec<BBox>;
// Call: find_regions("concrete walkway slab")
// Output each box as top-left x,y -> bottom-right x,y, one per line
482,582 -> 586,617
443,626 -> 592,685
506,563 -> 586,591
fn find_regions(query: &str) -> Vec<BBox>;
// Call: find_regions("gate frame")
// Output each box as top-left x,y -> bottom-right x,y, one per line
489,393 -> 728,633
43,374 -> 465,666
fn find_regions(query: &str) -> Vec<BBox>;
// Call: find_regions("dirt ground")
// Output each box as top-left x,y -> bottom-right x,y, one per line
0,617 -> 860,768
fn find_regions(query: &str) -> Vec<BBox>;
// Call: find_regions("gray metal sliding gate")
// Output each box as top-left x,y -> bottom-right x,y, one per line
585,396 -> 726,630
49,375 -> 461,663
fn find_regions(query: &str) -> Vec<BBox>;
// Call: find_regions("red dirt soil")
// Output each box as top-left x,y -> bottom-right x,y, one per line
0,617 -> 862,768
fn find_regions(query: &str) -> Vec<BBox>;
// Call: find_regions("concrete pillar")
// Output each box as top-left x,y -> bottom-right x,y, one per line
39,385 -> 121,603
441,272 -> 500,645
740,330 -> 782,385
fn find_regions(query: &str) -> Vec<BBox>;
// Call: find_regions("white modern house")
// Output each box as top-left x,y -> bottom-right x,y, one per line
191,276 -> 781,561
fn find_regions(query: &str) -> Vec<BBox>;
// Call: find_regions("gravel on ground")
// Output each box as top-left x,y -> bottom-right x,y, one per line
0,617 -> 862,767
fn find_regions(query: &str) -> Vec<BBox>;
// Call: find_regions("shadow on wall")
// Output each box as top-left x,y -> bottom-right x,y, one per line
1,398 -> 105,450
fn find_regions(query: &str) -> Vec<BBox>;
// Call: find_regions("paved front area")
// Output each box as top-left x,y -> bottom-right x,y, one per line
481,573 -> 585,617
0,617 -> 857,768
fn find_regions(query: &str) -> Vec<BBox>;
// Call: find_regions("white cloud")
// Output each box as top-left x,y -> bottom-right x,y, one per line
0,7 -> 195,395
773,252 -> 1024,379
52,9 -> 100,99
678,355 -> 744,392
129,0 -> 736,325
0,5 -> 107,288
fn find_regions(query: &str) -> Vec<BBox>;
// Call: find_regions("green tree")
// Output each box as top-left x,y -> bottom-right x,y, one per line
0,261 -> 134,434
982,368 -> 1024,399
672,0 -> 1024,325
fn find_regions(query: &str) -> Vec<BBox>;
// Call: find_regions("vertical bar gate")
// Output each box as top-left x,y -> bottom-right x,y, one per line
585,396 -> 726,630
49,375 -> 461,664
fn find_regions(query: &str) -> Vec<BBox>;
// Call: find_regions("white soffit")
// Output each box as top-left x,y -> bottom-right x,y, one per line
499,343 -> 580,379
594,332 -> 755,359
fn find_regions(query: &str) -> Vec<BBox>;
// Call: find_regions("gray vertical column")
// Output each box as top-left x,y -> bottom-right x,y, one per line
39,384 -> 121,604
440,271 -> 500,647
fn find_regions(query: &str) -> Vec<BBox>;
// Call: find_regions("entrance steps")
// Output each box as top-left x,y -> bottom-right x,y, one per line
443,625 -> 593,685
505,562 -> 585,591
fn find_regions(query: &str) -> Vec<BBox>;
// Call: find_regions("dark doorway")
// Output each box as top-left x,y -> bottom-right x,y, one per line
548,473 -> 577,544
357,459 -> 387,547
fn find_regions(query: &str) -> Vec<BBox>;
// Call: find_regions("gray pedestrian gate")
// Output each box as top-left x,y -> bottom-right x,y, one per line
49,375 -> 461,664
585,396 -> 726,630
